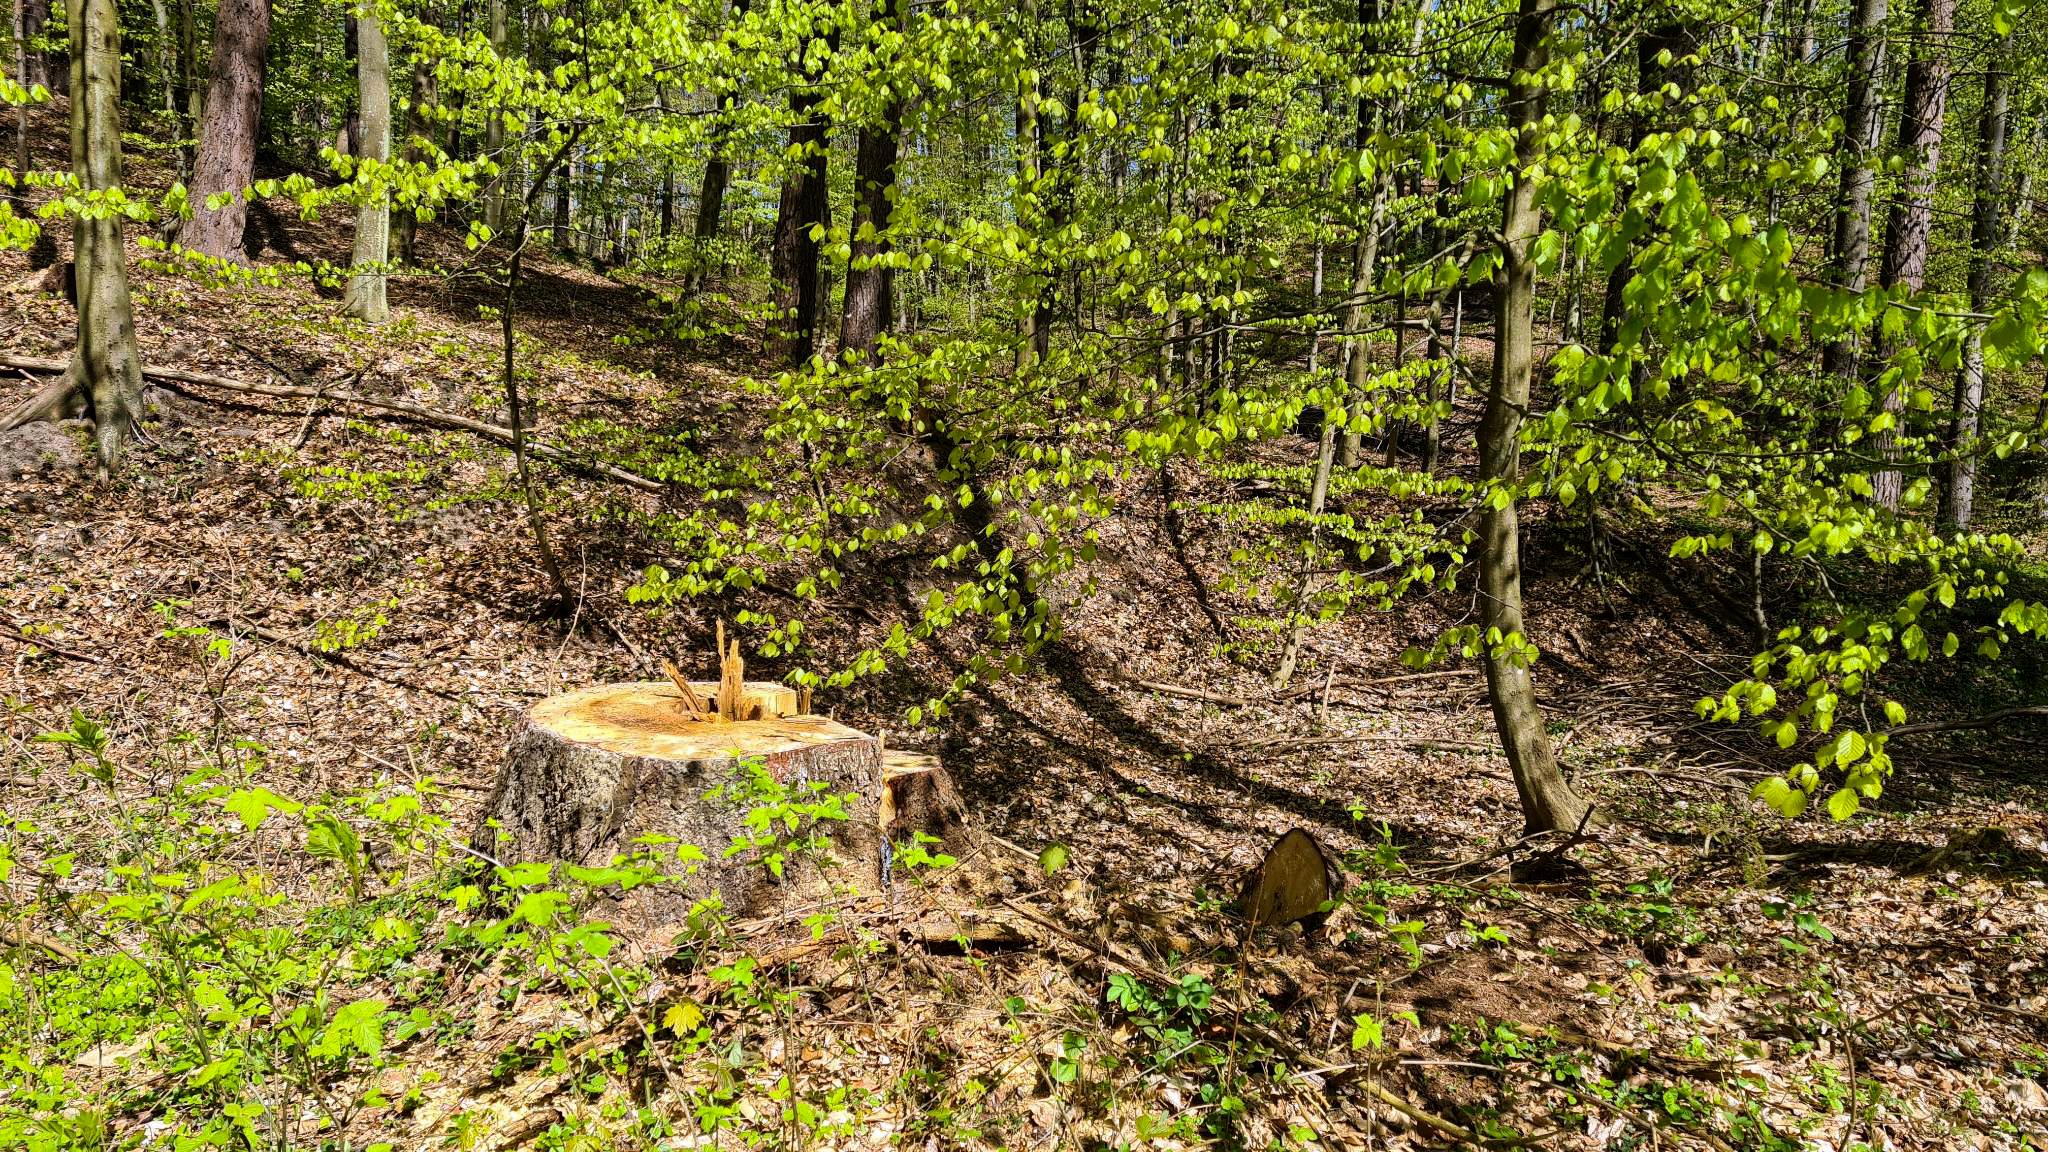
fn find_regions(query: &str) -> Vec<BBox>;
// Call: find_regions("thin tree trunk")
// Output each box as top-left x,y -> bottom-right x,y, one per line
3,0 -> 142,473
1870,0 -> 1954,510
552,154 -> 572,248
342,0 -> 390,322
483,0 -> 507,231
12,0 -> 27,194
1338,0 -> 1386,469
181,0 -> 269,261
177,0 -> 198,177
393,56 -> 435,267
1821,0 -> 1887,378
1940,25 -> 2006,532
1478,0 -> 1591,835
1014,0 -> 1041,374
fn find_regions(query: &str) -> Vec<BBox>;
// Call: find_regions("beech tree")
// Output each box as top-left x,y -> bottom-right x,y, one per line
1,0 -> 143,473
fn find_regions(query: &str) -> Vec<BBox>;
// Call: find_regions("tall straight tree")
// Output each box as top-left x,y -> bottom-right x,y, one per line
839,0 -> 907,360
1942,27 -> 2012,531
483,0 -> 508,232
182,0 -> 270,261
394,57 -> 437,266
1870,0 -> 1954,509
2,0 -> 143,473
770,22 -> 836,365
342,0 -> 391,321
1477,0 -> 1592,834
1821,0 -> 1886,377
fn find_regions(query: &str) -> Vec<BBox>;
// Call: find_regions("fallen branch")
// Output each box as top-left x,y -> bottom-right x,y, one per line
1132,679 -> 1255,707
0,622 -> 104,665
207,615 -> 473,704
1272,668 -> 1483,702
0,354 -> 666,493
1884,704 -> 2048,739
1,926 -> 82,962
1237,733 -> 1498,755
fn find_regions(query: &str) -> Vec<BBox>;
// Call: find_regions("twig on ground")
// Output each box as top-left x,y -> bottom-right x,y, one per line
0,354 -> 667,493
0,622 -> 104,664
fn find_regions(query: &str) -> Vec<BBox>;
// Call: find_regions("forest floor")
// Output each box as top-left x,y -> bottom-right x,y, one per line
2,101 -> 2047,1152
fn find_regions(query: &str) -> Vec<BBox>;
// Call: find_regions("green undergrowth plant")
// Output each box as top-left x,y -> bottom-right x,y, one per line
0,713 -> 884,1150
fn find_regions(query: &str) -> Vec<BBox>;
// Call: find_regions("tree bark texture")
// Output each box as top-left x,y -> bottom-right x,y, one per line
342,1 -> 390,322
394,57 -> 436,266
1821,0 -> 1887,378
3,0 -> 143,473
770,30 -> 835,366
473,681 -> 884,920
1870,0 -> 1953,510
181,0 -> 269,261
1477,0 -> 1592,835
1942,32 -> 2009,532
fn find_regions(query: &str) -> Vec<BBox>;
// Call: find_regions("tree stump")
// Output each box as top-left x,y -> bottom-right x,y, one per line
473,680 -> 882,918
879,751 -> 972,856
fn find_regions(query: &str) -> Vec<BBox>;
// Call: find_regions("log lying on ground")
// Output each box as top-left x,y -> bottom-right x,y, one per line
473,680 -> 881,920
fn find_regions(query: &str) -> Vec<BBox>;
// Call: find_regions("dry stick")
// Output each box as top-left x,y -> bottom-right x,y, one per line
1133,679 -> 1255,707
0,623 -> 105,665
0,354 -> 666,493
1883,704 -> 2048,738
210,615 -> 471,703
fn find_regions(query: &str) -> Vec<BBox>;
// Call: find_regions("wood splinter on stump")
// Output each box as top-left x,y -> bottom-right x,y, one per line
473,679 -> 879,920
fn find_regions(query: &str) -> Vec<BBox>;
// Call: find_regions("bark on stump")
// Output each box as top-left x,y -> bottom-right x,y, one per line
474,680 -> 881,920
879,751 -> 973,862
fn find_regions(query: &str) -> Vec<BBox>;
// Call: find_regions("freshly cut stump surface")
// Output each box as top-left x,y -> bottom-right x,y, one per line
474,681 -> 881,918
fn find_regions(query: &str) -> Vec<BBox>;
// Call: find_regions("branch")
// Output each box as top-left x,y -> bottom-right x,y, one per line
1885,704 -> 2048,738
0,355 -> 666,493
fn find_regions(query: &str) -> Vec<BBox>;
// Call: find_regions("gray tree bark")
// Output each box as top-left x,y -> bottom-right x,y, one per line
2,0 -> 144,474
1940,26 -> 2008,532
1871,0 -> 1954,510
342,1 -> 390,322
1477,0 -> 1592,835
1821,0 -> 1887,378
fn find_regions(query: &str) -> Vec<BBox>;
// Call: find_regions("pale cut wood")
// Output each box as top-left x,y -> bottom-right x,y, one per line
473,681 -> 880,919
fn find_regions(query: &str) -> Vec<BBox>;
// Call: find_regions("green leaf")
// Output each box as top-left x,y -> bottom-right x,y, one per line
1826,788 -> 1860,821
1039,843 -> 1070,876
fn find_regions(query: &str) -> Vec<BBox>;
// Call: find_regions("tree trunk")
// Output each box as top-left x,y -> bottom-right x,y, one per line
483,0 -> 507,232
341,0 -> 390,322
17,0 -> 44,90
473,681 -> 883,920
177,0 -> 198,178
1870,0 -> 1953,510
1477,0 -> 1591,835
25,0 -> 60,94
12,0 -> 28,193
393,56 -> 435,267
1337,0 -> 1386,469
840,0 -> 906,364
1821,0 -> 1887,378
181,0 -> 269,261
1940,25 -> 2006,532
770,29 -> 835,366
552,154 -> 572,249
3,0 -> 143,474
